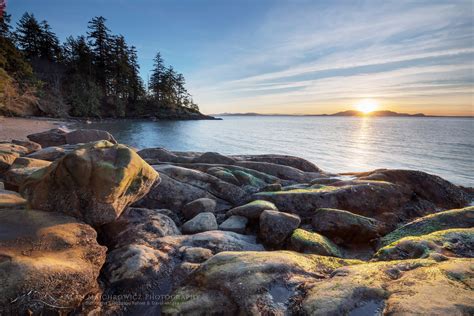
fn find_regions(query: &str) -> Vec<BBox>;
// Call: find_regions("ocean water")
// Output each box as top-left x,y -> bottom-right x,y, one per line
77,116 -> 474,187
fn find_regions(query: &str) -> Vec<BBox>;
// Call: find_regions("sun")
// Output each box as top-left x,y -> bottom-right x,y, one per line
355,99 -> 379,114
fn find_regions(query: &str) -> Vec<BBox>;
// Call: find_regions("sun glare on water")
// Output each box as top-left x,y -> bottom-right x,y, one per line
355,99 -> 379,114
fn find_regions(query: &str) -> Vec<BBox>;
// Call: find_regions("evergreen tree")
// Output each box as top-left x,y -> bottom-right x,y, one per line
87,16 -> 111,96
149,52 -> 165,102
38,20 -> 61,62
15,12 -> 42,60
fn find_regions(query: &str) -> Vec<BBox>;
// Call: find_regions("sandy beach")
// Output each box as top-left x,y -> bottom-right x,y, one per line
0,116 -> 67,141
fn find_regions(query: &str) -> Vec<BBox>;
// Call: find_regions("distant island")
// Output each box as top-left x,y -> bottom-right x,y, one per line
214,110 -> 472,118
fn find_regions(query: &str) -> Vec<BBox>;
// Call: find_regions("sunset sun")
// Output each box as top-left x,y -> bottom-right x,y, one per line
355,99 -> 379,114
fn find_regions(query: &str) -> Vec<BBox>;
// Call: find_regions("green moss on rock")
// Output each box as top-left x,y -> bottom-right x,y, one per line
290,228 -> 343,257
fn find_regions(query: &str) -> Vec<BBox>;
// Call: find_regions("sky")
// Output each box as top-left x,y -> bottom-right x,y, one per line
7,0 -> 474,116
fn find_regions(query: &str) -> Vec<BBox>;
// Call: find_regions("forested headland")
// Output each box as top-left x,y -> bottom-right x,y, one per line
0,11 -> 212,119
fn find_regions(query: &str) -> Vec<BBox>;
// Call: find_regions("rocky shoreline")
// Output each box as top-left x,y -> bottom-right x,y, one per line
0,127 -> 473,315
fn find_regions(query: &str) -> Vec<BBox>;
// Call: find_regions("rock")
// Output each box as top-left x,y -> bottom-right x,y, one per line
138,147 -> 193,163
181,212 -> 218,234
289,228 -> 343,257
162,251 -> 359,315
21,141 -> 159,227
0,150 -> 18,173
101,231 -> 263,312
0,143 -> 29,156
374,228 -> 474,261
235,160 -> 316,182
0,189 -> 27,209
11,139 -> 42,154
206,167 -> 240,185
26,127 -> 69,147
233,154 -> 321,172
3,157 -> 51,188
259,210 -> 301,246
101,207 -> 181,248
311,208 -> 385,244
137,171 -> 232,212
357,169 -> 470,210
0,209 -> 106,314
380,206 -> 474,247
182,247 -> 213,263
26,146 -> 67,161
193,152 -> 236,165
219,215 -> 248,234
182,197 -> 216,220
155,165 -> 247,205
260,182 -> 282,192
155,208 -> 183,226
302,258 -> 474,315
254,181 -> 465,228
227,200 -> 278,219
65,128 -> 117,145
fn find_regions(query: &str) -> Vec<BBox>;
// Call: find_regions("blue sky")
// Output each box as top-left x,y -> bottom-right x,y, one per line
7,0 -> 474,115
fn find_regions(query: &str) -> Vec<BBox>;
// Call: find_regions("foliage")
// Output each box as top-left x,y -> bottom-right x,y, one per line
0,10 -> 200,117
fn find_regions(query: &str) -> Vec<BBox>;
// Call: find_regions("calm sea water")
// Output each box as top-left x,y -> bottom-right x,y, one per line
77,116 -> 474,187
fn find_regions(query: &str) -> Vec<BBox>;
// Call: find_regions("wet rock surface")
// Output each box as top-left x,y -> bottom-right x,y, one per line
1,128 -> 472,315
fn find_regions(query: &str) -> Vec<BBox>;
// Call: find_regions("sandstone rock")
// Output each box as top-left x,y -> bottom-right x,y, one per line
0,150 -> 18,173
259,210 -> 301,246
235,160 -> 316,182
260,182 -> 282,192
0,143 -> 29,156
65,128 -> 117,145
101,207 -> 181,248
253,182 -> 414,221
193,151 -> 236,165
374,228 -> 474,261
233,154 -> 321,172
11,139 -> 42,154
162,251 -> 358,315
26,146 -> 67,161
226,200 -> 278,219
181,212 -> 218,234
26,127 -> 69,147
219,215 -> 248,234
182,197 -> 216,220
380,206 -> 474,247
0,189 -> 27,209
311,208 -> 385,244
137,171 -> 232,212
0,209 -> 106,314
138,147 -> 193,163
357,169 -> 470,209
21,141 -> 159,227
3,157 -> 51,188
182,247 -> 213,263
302,258 -> 474,315
289,228 -> 342,257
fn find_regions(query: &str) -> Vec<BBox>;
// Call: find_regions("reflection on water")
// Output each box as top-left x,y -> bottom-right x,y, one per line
76,116 -> 474,186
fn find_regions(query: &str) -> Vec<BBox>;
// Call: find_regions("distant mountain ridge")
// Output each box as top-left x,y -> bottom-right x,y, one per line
214,110 -> 471,117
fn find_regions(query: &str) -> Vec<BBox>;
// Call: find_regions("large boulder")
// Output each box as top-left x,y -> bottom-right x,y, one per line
3,157 -> 51,188
181,212 -> 218,234
162,251 -> 359,315
289,228 -> 342,257
11,139 -> 42,154
357,169 -> 470,209
0,189 -> 27,209
0,209 -> 106,314
259,210 -> 301,246
302,258 -> 474,315
101,207 -> 181,248
0,150 -> 18,173
21,141 -> 159,227
26,127 -> 69,147
380,206 -> 474,247
0,143 -> 29,156
219,215 -> 248,234
26,146 -> 68,161
65,129 -> 117,145
226,200 -> 278,219
182,197 -> 216,220
311,208 -> 386,244
374,228 -> 474,261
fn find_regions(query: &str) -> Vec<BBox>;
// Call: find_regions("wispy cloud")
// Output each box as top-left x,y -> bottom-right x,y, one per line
188,1 -> 473,115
